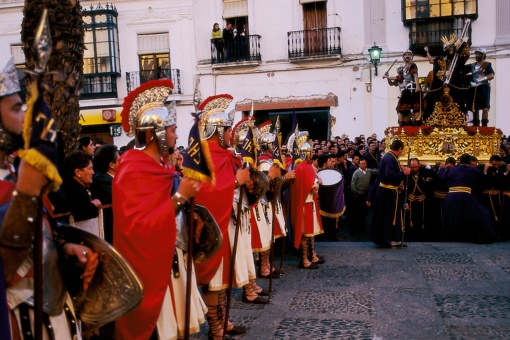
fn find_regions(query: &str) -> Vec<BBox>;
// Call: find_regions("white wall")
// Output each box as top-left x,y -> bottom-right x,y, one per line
0,0 -> 508,148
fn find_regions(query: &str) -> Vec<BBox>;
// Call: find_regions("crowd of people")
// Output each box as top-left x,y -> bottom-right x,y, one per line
284,134 -> 510,246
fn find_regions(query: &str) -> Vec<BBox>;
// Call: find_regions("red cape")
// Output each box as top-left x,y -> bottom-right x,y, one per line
194,141 -> 236,286
113,149 -> 175,340
290,161 -> 316,249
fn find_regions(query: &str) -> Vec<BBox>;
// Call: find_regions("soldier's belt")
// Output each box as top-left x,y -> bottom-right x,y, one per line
379,183 -> 400,190
448,186 -> 472,194
408,194 -> 425,202
482,189 -> 500,196
434,190 -> 447,199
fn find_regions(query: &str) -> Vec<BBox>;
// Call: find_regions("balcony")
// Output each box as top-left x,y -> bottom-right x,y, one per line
210,35 -> 261,64
126,69 -> 182,94
409,23 -> 471,55
287,27 -> 341,59
80,73 -> 118,99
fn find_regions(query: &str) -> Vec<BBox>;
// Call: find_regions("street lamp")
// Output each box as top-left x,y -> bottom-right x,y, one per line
368,43 -> 382,76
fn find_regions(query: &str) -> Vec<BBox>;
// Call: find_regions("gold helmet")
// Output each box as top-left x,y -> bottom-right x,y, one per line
257,120 -> 275,152
230,116 -> 257,155
121,79 -> 176,157
287,126 -> 311,162
298,136 -> 312,161
199,94 -> 234,148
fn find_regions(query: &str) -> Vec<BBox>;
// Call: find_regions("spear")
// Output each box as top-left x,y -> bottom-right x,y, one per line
33,11 -> 51,340
274,116 -> 287,274
385,59 -> 398,75
183,83 -> 201,340
224,102 -> 256,337
401,140 -> 411,247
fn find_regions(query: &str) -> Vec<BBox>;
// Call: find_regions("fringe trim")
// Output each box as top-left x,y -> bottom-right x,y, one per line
17,149 -> 62,192
319,206 -> 345,219
273,159 -> 285,170
200,135 -> 215,185
22,82 -> 38,148
182,168 -> 211,184
242,156 -> 255,167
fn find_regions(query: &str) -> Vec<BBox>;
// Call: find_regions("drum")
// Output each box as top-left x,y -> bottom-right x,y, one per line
317,169 -> 345,218
317,169 -> 342,186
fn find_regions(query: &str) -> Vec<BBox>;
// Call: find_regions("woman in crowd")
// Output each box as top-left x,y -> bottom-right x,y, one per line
61,150 -> 102,235
77,136 -> 96,156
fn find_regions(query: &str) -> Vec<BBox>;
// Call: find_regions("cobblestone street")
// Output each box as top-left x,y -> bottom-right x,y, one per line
192,241 -> 510,339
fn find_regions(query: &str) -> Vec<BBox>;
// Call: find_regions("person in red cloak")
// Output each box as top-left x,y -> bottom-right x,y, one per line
113,80 -> 201,340
193,94 -> 252,339
289,132 -> 325,269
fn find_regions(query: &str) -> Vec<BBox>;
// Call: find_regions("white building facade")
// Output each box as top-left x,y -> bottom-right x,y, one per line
0,0 -> 509,147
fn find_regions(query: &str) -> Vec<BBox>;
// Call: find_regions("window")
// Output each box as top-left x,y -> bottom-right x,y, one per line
81,4 -> 120,99
254,108 -> 331,142
402,0 -> 476,54
82,4 -> 120,75
137,33 -> 170,83
139,53 -> 170,82
403,0 -> 477,22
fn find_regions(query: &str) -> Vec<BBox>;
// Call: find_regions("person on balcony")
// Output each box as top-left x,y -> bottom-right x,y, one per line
234,24 -> 247,61
211,23 -> 224,62
223,22 -> 234,62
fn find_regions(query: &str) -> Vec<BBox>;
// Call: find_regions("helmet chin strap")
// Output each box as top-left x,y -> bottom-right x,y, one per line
155,128 -> 170,162
217,126 -> 228,149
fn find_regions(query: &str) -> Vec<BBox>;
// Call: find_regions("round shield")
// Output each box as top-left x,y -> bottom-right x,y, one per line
317,169 -> 342,186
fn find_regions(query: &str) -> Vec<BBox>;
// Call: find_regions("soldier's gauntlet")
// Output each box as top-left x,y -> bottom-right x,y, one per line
0,190 -> 39,248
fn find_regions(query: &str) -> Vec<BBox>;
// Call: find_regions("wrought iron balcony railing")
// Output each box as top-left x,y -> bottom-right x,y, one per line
80,73 -> 118,99
126,69 -> 182,94
287,27 -> 341,59
409,24 -> 471,54
210,35 -> 261,64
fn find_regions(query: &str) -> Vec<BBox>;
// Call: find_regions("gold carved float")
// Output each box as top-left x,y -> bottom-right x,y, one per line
385,85 -> 502,164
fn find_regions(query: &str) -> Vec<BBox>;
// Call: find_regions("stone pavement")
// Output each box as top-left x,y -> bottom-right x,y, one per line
192,241 -> 510,339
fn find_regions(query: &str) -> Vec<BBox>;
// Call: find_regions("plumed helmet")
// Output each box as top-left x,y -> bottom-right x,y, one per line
199,94 -> 234,147
299,139 -> 312,161
0,57 -> 22,152
121,79 -> 175,157
287,127 -> 311,162
230,116 -> 256,154
257,120 -> 275,152
475,47 -> 487,60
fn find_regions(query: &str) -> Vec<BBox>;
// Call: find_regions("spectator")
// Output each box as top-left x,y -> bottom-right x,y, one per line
77,136 -> 96,156
211,22 -> 224,62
